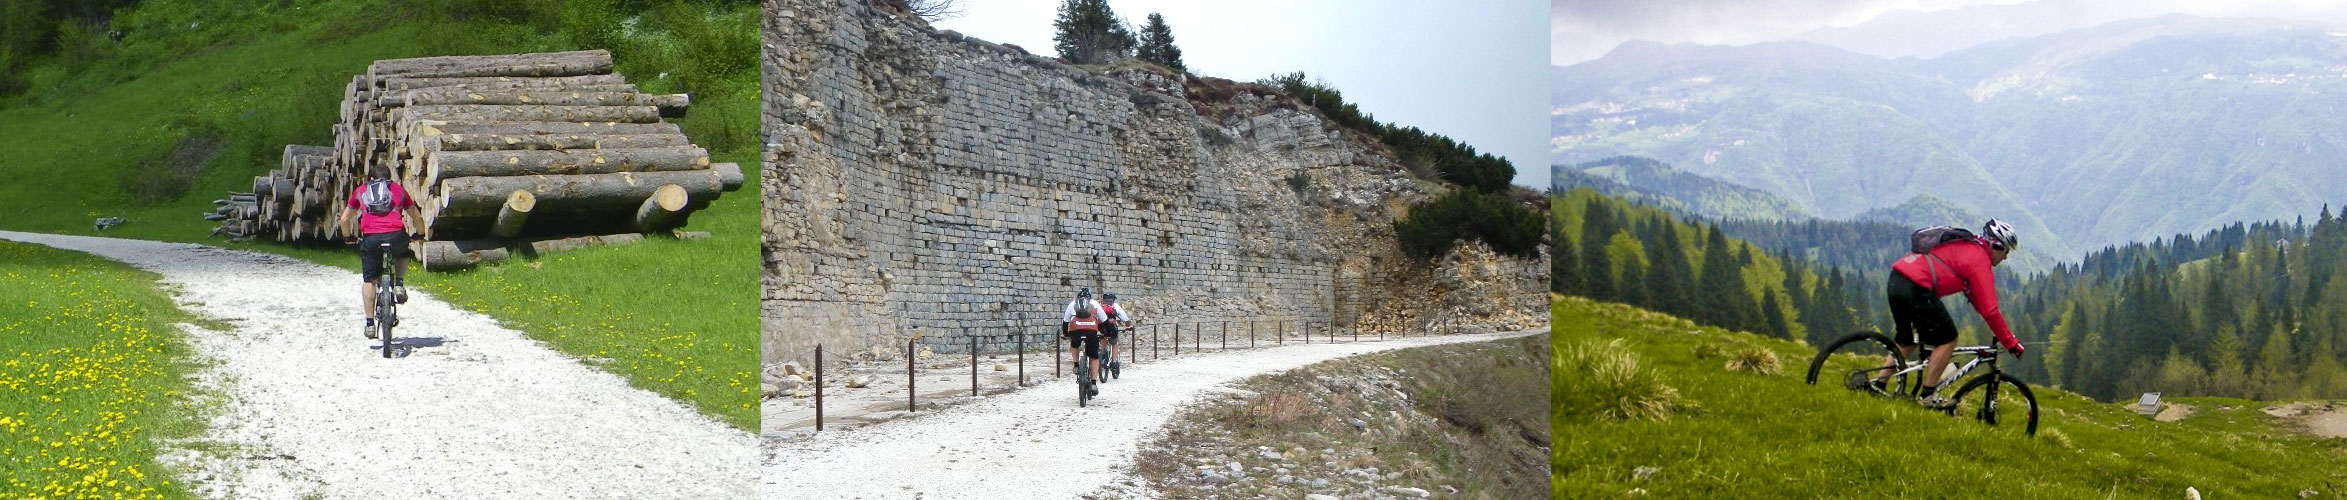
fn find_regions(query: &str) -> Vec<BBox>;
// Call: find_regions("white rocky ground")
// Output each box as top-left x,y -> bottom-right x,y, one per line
758,329 -> 1545,499
0,231 -> 755,499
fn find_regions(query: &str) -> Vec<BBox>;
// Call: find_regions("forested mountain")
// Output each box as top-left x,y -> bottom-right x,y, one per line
1554,14 -> 2347,262
2005,208 -> 2347,402
1552,188 -> 1885,350
1553,156 -> 1810,222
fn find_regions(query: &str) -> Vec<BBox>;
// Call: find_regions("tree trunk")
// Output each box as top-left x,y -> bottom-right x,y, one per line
401,90 -> 686,111
490,190 -> 535,238
374,74 -> 627,92
634,184 -> 689,233
421,133 -> 693,152
413,120 -> 683,136
370,50 -> 614,78
427,146 -> 711,183
434,169 -> 734,218
397,105 -> 663,124
375,85 -> 643,106
417,233 -> 648,271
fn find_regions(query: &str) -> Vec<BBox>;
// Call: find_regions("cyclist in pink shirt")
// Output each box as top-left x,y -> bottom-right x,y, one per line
1885,219 -> 2024,409
335,167 -> 423,339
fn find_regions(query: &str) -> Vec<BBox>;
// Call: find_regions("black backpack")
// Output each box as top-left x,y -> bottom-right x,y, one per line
1908,225 -> 1976,289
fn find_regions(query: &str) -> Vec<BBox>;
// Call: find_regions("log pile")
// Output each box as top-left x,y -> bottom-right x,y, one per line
204,50 -> 743,270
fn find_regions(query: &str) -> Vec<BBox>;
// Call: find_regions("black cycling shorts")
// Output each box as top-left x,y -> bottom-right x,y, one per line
1101,321 -> 1119,340
1887,272 -> 1956,347
359,231 -> 410,283
1064,330 -> 1101,360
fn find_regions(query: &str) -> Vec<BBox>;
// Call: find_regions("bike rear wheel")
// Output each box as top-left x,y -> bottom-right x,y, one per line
377,283 -> 396,358
1805,331 -> 1914,397
1950,372 -> 2039,436
1077,352 -> 1093,407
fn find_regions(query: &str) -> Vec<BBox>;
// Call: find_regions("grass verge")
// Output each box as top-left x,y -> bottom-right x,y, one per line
1551,293 -> 2347,498
0,241 -> 200,499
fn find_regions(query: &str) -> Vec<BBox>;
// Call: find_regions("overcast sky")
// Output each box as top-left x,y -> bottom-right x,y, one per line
934,0 -> 1551,189
1553,0 -> 2347,65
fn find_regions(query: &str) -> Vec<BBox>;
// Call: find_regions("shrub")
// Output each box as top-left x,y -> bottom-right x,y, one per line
1557,339 -> 1688,421
1284,171 -> 1311,197
1394,189 -> 1544,260
1724,346 -> 1782,375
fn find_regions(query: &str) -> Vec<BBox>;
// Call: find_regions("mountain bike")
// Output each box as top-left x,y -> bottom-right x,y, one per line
1805,331 -> 2040,436
1072,331 -> 1099,407
373,240 -> 405,358
1104,326 -> 1122,381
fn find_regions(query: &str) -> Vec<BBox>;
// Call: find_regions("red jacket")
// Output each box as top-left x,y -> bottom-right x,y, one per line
1891,238 -> 2015,346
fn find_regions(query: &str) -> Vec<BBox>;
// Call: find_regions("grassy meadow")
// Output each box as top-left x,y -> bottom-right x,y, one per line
0,241 -> 201,499
1552,294 -> 2347,498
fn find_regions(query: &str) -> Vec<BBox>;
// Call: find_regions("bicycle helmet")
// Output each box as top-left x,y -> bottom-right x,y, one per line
1078,288 -> 1091,300
1101,292 -> 1117,301
1982,218 -> 2018,251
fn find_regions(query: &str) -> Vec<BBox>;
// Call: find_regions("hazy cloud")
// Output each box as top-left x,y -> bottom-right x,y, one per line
1553,0 -> 2347,65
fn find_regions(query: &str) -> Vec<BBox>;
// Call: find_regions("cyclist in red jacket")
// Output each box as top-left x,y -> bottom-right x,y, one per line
1884,219 -> 2024,409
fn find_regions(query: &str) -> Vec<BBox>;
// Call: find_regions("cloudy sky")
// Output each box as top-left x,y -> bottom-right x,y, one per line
1553,0 -> 2347,65
934,0 -> 1551,189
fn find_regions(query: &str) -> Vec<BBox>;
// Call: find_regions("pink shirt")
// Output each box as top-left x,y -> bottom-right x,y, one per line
1891,238 -> 2014,346
348,182 -> 416,235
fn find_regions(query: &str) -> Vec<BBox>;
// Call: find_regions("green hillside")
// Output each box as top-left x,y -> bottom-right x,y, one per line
0,0 -> 760,429
1551,294 -> 2347,498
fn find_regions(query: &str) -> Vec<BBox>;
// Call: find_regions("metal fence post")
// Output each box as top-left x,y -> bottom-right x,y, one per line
970,330 -> 978,398
1249,321 -> 1257,349
1221,320 -> 1227,350
1018,328 -> 1026,386
815,344 -> 824,432
907,338 -> 916,413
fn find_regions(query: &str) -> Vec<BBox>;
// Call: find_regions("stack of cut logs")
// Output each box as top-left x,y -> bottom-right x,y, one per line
204,50 -> 743,270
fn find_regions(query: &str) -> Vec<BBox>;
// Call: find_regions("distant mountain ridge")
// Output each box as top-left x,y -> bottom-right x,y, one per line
1553,14 -> 2347,261
1552,156 -> 1810,222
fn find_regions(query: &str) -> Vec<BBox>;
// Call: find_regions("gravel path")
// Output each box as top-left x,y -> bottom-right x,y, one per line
0,231 -> 754,499
759,328 -> 1545,499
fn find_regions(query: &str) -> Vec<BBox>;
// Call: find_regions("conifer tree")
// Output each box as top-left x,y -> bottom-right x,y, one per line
1053,0 -> 1136,64
1134,13 -> 1185,71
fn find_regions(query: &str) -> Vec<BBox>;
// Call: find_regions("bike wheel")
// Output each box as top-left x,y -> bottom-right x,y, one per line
1804,331 -> 1913,397
1077,355 -> 1092,407
378,288 -> 395,358
1951,372 -> 2040,436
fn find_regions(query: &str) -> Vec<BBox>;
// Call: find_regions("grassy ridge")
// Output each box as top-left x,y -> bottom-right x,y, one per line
0,241 -> 200,499
1552,294 -> 2347,498
0,1 -> 760,431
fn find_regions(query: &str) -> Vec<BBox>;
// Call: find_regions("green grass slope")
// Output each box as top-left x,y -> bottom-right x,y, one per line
0,241 -> 203,499
1552,294 -> 2347,498
0,0 -> 759,430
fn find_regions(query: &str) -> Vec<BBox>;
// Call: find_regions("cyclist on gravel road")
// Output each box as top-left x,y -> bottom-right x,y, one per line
335,167 -> 423,339
1882,219 -> 2025,409
1063,289 -> 1106,396
1097,292 -> 1134,374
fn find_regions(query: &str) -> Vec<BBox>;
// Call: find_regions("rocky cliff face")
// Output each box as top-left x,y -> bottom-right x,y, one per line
763,0 -> 1544,364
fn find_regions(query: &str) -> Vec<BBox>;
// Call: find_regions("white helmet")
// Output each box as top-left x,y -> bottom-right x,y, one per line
1982,219 -> 2018,251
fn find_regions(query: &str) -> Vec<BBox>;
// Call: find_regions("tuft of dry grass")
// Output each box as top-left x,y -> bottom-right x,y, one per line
1564,338 -> 1689,421
1724,346 -> 1782,375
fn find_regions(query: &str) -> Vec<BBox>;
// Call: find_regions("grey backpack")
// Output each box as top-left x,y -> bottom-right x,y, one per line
1909,225 -> 1976,289
360,180 -> 398,216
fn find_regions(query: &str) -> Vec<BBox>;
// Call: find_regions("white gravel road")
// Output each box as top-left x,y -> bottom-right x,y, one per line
759,328 -> 1545,499
0,231 -> 754,499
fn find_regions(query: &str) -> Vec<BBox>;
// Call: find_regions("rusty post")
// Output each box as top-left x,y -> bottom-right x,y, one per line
970,330 -> 978,397
907,338 -> 916,413
1018,327 -> 1026,386
1304,321 -> 1311,344
815,344 -> 824,432
1129,325 -> 1138,366
1221,320 -> 1227,350
1249,321 -> 1256,349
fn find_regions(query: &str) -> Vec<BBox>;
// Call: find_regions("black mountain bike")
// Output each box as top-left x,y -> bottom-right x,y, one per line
1805,331 -> 2040,436
1073,331 -> 1099,407
372,240 -> 405,358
